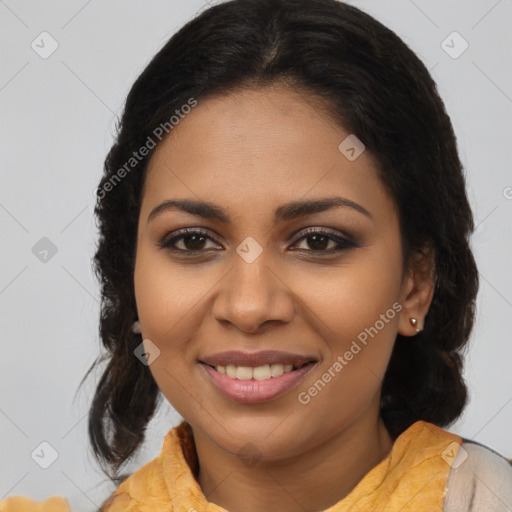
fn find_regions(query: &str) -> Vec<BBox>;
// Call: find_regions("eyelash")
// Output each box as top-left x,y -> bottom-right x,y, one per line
158,227 -> 358,256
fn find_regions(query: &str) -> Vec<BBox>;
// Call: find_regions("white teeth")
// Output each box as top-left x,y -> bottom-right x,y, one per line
236,366 -> 253,380
270,364 -> 284,377
226,365 -> 237,378
253,365 -> 271,380
214,363 -> 296,380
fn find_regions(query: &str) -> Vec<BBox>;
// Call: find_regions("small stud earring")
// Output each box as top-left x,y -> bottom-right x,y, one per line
410,317 -> 421,333
132,320 -> 141,334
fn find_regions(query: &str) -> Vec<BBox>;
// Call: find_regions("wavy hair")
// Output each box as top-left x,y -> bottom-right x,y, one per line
81,0 -> 479,485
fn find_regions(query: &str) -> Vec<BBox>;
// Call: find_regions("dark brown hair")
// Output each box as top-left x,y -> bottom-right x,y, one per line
81,0 -> 479,485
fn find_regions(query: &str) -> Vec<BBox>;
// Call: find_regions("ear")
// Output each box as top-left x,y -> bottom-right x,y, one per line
397,244 -> 436,337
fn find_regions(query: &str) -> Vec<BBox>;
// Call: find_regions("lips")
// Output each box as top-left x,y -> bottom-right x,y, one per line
198,350 -> 318,403
199,349 -> 317,368
199,358 -> 317,404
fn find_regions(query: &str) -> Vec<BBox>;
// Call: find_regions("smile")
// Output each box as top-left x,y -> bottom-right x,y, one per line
208,361 -> 310,380
199,359 -> 317,404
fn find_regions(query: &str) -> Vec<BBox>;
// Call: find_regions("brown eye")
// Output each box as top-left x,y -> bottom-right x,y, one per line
159,228 -> 221,253
159,227 -> 357,256
304,234 -> 330,251
180,233 -> 207,251
291,228 -> 357,254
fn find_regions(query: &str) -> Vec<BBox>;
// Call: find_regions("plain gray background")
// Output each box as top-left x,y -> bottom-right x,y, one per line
1,0 -> 511,510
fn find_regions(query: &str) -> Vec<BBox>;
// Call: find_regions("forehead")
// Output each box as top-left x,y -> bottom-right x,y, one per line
140,84 -> 395,225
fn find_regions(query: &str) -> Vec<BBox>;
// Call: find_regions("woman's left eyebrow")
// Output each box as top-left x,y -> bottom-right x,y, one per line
147,196 -> 372,225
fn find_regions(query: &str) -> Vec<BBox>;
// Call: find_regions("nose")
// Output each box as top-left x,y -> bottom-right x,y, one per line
211,251 -> 295,333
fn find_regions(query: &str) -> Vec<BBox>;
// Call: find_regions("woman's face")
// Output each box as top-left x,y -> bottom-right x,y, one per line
134,83 -> 421,460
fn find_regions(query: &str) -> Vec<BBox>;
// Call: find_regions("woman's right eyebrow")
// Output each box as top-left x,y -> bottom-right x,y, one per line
147,196 -> 372,226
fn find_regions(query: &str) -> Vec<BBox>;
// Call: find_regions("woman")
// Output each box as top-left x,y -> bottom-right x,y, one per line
3,0 -> 511,510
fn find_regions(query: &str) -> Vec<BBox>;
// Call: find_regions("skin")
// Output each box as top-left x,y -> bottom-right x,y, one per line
133,82 -> 435,512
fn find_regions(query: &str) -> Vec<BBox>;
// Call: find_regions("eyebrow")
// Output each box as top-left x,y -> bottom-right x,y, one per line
147,196 -> 372,225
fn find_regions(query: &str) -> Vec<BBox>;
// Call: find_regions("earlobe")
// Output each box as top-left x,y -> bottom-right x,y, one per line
397,246 -> 435,337
409,317 -> 421,333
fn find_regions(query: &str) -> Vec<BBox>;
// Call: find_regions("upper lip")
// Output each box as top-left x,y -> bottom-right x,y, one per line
200,350 -> 317,368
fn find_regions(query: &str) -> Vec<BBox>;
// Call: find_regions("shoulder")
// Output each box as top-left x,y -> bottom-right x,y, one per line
443,439 -> 512,512
0,495 -> 70,511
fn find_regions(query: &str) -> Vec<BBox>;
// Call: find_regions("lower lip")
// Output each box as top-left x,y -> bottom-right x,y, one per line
200,362 -> 316,404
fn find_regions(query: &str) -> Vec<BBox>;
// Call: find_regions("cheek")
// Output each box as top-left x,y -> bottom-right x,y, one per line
133,248 -> 204,413
134,246 -> 214,342
291,250 -> 401,375
293,255 -> 401,331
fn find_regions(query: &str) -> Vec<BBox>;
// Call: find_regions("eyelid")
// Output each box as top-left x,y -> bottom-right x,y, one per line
159,227 -> 222,249
290,226 -> 356,246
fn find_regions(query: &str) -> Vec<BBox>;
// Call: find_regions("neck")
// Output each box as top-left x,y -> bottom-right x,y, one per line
194,409 -> 394,512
